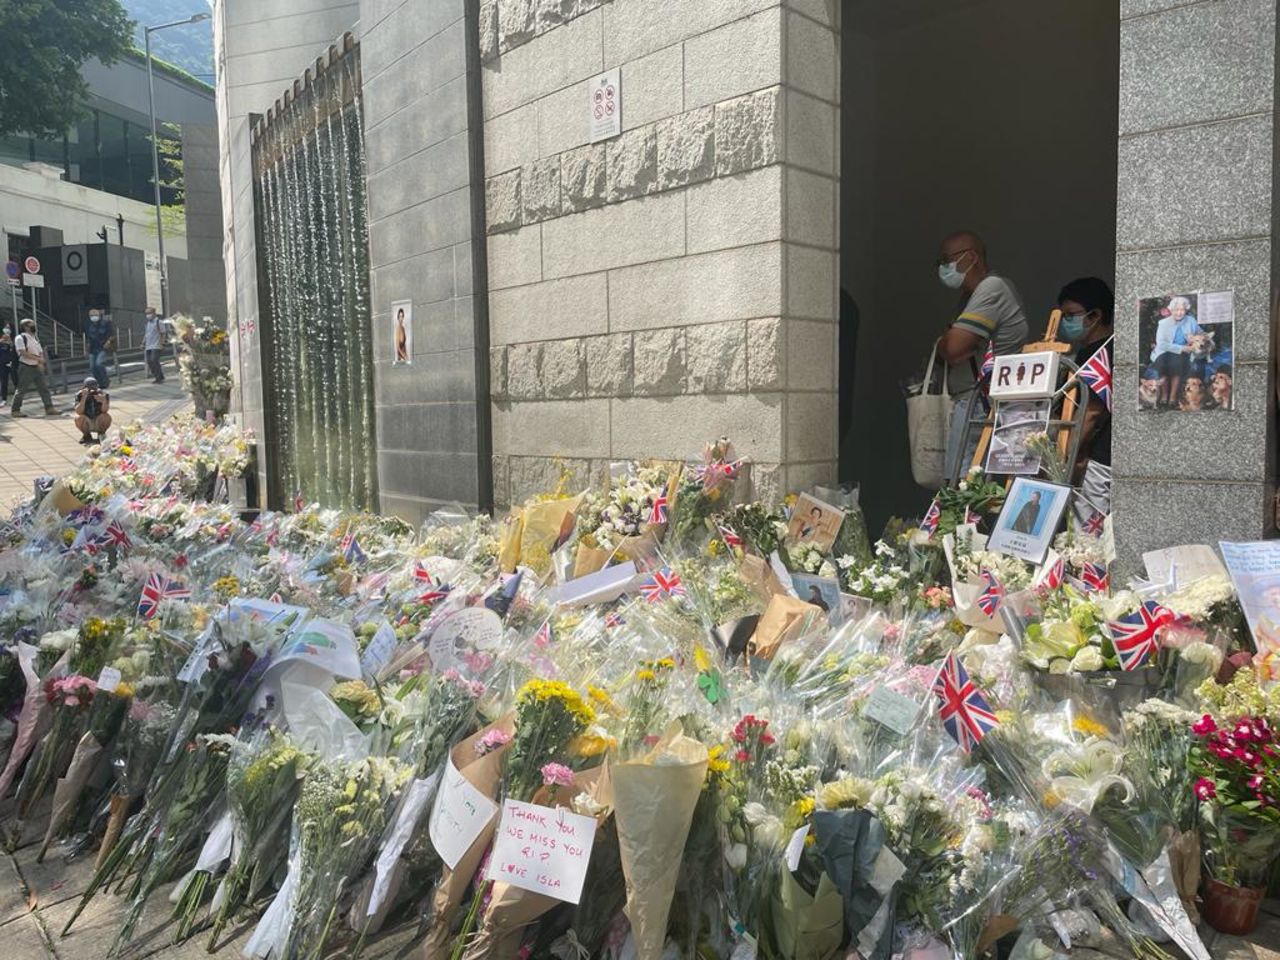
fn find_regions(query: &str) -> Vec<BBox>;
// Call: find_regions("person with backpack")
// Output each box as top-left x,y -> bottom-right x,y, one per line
10,318 -> 58,417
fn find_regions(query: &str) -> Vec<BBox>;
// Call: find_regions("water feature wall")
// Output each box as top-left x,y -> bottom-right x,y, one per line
250,40 -> 376,511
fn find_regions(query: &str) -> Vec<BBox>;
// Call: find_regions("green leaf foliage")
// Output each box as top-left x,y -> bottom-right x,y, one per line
0,0 -> 134,138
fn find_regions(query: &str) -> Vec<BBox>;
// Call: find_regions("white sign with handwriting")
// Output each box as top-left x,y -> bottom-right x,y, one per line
486,799 -> 597,904
428,756 -> 499,869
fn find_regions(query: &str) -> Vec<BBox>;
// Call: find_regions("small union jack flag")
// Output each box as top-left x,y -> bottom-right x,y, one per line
1083,511 -> 1107,536
1081,561 -> 1110,594
963,506 -> 980,529
67,506 -> 105,528
533,618 -> 554,648
1106,600 -> 1175,671
933,651 -> 999,753
920,499 -> 941,536
293,490 -> 305,512
640,567 -> 685,603
980,343 -> 995,381
1034,553 -> 1065,592
604,611 -> 625,629
649,492 -> 669,525
341,532 -> 366,565
718,522 -> 744,549
105,521 -> 133,552
137,573 -> 191,619
417,585 -> 451,606
1077,342 -> 1112,412
976,567 -> 1004,617
412,563 -> 435,585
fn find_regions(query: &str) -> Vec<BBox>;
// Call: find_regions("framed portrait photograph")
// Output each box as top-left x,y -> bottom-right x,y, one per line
790,574 -> 842,625
786,493 -> 846,553
987,477 -> 1071,565
391,299 -> 413,365
1137,290 -> 1234,413
984,399 -> 1050,476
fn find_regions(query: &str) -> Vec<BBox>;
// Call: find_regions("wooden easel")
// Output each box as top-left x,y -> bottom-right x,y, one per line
960,308 -> 1090,487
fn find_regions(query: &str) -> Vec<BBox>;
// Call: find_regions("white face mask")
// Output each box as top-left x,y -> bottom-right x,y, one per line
938,259 -> 966,289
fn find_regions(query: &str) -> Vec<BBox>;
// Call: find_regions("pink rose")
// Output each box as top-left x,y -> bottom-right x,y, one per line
540,762 -> 575,788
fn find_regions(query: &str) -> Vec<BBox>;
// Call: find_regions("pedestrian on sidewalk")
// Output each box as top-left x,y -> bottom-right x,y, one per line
85,308 -> 114,388
0,326 -> 14,406
10,319 -> 58,418
143,307 -> 166,383
73,376 -> 111,444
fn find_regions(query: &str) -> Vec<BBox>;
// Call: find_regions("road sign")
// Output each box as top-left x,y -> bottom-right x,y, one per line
23,273 -> 44,288
23,256 -> 40,275
4,261 -> 18,281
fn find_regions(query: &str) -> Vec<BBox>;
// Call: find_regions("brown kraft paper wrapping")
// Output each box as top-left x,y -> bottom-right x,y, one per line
611,733 -> 708,960
39,732 -> 105,860
750,595 -> 823,660
418,715 -> 516,960
460,766 -> 609,960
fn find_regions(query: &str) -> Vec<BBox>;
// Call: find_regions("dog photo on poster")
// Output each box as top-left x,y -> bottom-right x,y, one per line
1137,290 -> 1234,413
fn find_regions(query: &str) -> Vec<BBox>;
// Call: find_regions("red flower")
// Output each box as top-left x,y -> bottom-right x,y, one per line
734,749 -> 751,763
760,732 -> 776,747
1192,714 -> 1217,736
1194,778 -> 1217,801
1248,775 -> 1264,790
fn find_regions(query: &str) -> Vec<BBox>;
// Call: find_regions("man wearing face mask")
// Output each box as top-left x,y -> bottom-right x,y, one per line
934,231 -> 1029,480
1056,276 -> 1114,472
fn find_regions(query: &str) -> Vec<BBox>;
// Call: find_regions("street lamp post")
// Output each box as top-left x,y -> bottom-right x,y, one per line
145,12 -> 211,318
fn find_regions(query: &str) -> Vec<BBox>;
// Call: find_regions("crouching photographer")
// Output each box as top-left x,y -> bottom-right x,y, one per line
74,376 -> 112,445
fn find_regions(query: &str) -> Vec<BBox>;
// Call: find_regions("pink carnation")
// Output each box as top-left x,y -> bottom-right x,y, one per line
540,762 -> 575,788
475,728 -> 512,756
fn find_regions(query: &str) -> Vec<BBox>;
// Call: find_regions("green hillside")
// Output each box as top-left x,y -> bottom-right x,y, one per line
121,0 -> 214,84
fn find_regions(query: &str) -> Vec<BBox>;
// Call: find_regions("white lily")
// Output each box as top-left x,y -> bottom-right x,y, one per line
1041,738 -> 1134,813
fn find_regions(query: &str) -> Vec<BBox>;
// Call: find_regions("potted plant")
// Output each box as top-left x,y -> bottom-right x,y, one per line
1188,672 -> 1280,935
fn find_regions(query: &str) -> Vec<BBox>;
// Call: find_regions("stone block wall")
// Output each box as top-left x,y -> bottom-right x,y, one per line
480,0 -> 841,506
1111,0 -> 1278,571
360,0 -> 493,522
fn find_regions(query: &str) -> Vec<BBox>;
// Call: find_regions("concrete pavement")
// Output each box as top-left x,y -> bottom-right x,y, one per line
0,370 -> 188,508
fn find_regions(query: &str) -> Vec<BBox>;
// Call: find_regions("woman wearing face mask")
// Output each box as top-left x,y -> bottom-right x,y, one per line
1057,277 -> 1114,473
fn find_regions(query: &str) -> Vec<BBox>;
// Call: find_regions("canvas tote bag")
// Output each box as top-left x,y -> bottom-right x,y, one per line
906,342 -> 953,490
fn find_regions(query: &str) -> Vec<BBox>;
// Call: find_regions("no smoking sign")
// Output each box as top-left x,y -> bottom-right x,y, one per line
588,68 -> 621,143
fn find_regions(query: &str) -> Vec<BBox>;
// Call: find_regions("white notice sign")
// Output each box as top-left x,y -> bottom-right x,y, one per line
988,351 -> 1059,400
588,68 -> 621,143
428,756 -> 499,869
487,799 -> 597,904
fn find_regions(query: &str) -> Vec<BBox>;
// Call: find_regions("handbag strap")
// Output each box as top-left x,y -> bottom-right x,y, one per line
922,340 -> 949,396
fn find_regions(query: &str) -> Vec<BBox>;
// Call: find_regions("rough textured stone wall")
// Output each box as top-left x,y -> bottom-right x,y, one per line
481,0 -> 841,506
1111,0 -> 1277,571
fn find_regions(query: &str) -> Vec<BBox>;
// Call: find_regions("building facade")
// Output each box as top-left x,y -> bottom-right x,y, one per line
216,0 -> 1280,568
1,52 -> 227,333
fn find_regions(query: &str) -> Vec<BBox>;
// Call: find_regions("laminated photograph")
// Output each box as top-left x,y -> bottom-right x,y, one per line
984,399 -> 1050,476
1137,290 -> 1233,412
391,299 -> 412,365
785,493 -> 845,553
987,477 -> 1071,564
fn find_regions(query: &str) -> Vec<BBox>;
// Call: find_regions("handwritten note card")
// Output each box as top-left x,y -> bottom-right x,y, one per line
428,757 -> 499,869
863,686 -> 921,736
486,799 -> 597,904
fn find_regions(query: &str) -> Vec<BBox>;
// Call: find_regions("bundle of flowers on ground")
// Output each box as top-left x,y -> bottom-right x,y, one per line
0,417 -> 1276,960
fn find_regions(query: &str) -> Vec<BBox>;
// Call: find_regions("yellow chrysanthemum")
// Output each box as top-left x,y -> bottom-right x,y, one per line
707,744 -> 731,775
1072,714 -> 1109,739
570,732 -> 614,758
516,679 -> 595,726
635,669 -> 657,682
